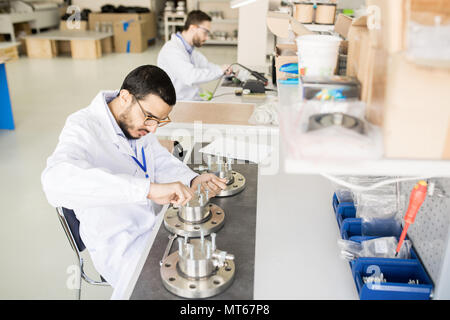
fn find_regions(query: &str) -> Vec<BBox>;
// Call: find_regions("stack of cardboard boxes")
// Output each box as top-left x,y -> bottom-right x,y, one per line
266,11 -> 314,80
88,12 -> 156,53
58,11 -> 157,53
352,0 -> 450,160
269,1 -> 450,160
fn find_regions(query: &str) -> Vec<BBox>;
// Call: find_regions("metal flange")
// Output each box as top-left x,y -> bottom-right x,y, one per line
164,203 -> 225,237
215,170 -> 246,197
161,251 -> 235,299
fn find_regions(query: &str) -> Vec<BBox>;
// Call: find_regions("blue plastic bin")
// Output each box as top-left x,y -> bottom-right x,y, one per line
352,258 -> 433,300
340,218 -> 403,240
332,193 -> 356,229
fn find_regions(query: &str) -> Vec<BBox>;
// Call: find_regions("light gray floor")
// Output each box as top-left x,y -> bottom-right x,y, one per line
0,40 -> 237,299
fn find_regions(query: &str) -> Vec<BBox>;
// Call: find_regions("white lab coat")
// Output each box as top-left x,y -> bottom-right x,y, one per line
157,33 -> 224,101
41,91 -> 198,297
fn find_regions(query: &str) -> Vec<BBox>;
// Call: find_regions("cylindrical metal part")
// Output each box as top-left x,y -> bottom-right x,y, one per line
178,194 -> 210,223
178,239 -> 215,278
209,163 -> 234,185
207,155 -> 211,170
178,238 -> 184,256
211,233 -> 216,252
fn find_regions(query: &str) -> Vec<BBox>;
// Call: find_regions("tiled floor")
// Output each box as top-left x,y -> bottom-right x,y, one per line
0,41 -> 237,299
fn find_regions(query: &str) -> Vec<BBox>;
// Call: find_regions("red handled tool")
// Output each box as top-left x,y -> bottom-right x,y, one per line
395,181 -> 428,257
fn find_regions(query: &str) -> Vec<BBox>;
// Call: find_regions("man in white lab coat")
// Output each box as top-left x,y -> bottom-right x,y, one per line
157,10 -> 232,101
41,65 -> 227,298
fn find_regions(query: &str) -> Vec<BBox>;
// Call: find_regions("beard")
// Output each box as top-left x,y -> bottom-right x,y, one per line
117,108 -> 139,140
192,35 -> 204,48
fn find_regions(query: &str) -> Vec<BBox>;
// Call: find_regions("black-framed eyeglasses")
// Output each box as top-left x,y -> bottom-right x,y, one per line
196,25 -> 211,36
134,96 -> 171,127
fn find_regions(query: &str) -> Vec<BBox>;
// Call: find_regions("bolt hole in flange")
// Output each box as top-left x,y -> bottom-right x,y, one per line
213,280 -> 221,285
165,263 -> 171,268
169,277 -> 176,282
189,284 -> 196,289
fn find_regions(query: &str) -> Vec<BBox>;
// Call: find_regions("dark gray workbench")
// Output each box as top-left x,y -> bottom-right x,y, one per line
130,147 -> 258,300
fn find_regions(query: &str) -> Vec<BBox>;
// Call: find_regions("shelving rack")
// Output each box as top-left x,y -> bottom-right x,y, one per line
195,0 -> 238,45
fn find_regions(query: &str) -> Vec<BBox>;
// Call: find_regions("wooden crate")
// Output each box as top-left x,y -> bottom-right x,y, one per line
25,38 -> 58,58
0,45 -> 19,62
71,39 -> 102,59
24,31 -> 112,59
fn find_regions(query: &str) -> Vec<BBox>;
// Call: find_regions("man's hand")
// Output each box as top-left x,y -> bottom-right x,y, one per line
221,65 -> 233,76
191,173 -> 227,198
147,182 -> 194,206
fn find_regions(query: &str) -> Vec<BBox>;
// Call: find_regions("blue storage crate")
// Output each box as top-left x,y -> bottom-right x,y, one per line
352,258 -> 433,300
332,192 -> 356,229
340,218 -> 403,240
348,235 -> 420,270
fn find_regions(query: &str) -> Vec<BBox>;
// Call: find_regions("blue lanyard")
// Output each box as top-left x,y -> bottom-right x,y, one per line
131,147 -> 149,179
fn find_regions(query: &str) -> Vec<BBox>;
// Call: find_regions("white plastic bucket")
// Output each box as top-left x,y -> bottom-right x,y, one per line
296,35 -> 342,77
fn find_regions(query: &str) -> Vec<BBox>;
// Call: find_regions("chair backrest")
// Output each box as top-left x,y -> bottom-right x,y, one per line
56,207 -> 86,253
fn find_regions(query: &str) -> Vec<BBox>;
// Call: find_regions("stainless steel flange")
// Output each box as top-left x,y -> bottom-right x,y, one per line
204,156 -> 246,197
215,170 -> 246,197
161,237 -> 235,299
164,203 -> 225,237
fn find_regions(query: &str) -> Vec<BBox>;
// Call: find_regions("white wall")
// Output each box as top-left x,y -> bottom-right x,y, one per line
237,0 -> 269,69
71,0 -> 152,12
337,0 -> 365,10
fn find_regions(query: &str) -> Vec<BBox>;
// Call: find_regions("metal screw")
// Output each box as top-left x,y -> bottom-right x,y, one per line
178,238 -> 184,256
211,233 -> 216,252
206,242 -> 211,259
189,244 -> 194,259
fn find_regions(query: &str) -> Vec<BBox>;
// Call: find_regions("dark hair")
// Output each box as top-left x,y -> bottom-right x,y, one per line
120,65 -> 176,105
183,10 -> 212,31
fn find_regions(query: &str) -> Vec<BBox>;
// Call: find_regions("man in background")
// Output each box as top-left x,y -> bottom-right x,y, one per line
157,10 -> 232,101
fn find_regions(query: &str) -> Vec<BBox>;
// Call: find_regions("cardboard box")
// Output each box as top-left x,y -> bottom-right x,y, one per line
383,54 -> 450,160
366,0 -> 450,54
275,44 -> 298,80
345,15 -> 377,104
113,19 -> 152,53
88,12 -> 156,52
364,0 -> 450,126
267,11 -> 314,80
266,11 -> 314,40
334,14 -> 353,39
366,0 -> 407,53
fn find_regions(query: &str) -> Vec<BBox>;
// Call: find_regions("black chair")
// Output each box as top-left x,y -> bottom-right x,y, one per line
56,207 -> 109,299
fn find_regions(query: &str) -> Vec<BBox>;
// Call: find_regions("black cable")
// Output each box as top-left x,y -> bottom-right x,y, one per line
211,92 -> 236,99
210,62 -> 267,100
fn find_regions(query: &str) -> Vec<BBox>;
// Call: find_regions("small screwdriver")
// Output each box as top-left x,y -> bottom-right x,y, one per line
395,180 -> 428,257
